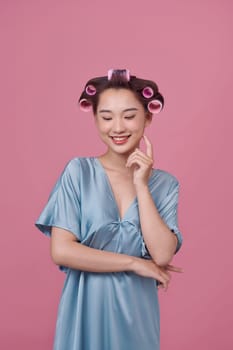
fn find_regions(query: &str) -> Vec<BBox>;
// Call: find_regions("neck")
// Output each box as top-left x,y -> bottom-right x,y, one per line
98,149 -> 135,171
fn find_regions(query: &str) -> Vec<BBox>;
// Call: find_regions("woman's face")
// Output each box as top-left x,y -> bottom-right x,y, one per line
95,88 -> 152,156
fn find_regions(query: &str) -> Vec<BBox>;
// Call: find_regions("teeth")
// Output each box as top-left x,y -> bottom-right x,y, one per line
112,136 -> 129,140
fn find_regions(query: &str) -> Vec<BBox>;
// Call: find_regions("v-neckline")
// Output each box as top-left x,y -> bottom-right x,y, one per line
93,157 -> 155,222
94,157 -> 137,221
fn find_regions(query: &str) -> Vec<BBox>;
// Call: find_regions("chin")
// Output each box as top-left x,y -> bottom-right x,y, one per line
110,144 -> 139,156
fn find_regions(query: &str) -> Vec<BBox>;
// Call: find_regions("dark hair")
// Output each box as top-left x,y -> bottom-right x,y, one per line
78,69 -> 164,115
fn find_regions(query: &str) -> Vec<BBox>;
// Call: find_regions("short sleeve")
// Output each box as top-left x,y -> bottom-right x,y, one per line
35,159 -> 81,242
159,180 -> 183,254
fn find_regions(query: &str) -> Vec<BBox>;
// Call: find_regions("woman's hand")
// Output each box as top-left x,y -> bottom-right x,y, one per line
130,257 -> 183,291
156,264 -> 183,290
126,135 -> 154,187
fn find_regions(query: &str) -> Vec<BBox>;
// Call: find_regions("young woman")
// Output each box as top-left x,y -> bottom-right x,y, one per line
35,69 -> 183,350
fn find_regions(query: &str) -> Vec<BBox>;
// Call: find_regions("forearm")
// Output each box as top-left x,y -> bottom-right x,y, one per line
136,184 -> 177,266
51,238 -> 135,273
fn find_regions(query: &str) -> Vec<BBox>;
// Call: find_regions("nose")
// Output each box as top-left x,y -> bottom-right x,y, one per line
112,117 -> 125,133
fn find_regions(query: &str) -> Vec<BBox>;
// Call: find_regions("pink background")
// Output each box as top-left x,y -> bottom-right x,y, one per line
1,0 -> 232,349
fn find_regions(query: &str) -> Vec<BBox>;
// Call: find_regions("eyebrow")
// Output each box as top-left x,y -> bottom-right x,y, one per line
99,108 -> 139,113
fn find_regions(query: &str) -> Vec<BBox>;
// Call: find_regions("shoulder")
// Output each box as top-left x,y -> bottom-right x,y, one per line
62,156 -> 96,179
64,157 -> 81,172
63,156 -> 92,171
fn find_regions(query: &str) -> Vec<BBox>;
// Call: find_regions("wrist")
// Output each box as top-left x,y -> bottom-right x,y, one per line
135,181 -> 150,193
127,256 -> 140,272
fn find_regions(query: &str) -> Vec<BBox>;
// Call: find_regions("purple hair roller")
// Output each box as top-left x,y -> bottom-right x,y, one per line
147,100 -> 163,114
79,98 -> 92,112
142,86 -> 154,99
107,68 -> 130,81
85,84 -> 96,96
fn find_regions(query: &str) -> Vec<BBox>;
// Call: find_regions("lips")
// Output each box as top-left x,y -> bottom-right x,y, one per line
110,135 -> 130,145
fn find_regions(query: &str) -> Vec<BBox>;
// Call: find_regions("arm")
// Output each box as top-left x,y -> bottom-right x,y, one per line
126,135 -> 179,266
50,226 -> 174,288
51,226 -> 134,273
136,184 -> 177,266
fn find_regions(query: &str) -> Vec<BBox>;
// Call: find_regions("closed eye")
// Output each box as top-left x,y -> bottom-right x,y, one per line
102,117 -> 112,120
125,115 -> 135,119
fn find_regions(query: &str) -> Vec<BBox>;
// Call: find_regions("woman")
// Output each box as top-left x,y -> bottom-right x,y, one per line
35,69 -> 183,350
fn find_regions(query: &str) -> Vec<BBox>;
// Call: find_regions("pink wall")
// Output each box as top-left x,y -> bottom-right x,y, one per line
1,0 -> 232,349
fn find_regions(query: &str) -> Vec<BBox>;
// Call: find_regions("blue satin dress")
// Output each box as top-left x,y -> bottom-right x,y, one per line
35,157 -> 182,350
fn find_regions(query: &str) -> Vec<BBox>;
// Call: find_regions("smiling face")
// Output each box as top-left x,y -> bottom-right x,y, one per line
94,88 -> 152,157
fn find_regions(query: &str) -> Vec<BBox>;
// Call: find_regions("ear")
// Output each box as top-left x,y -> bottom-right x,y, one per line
145,112 -> 153,127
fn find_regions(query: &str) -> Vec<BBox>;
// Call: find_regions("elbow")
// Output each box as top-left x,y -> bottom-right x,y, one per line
154,235 -> 178,266
155,256 -> 173,267
50,244 -> 66,266
51,250 -> 61,266
50,226 -> 79,266
151,251 -> 174,267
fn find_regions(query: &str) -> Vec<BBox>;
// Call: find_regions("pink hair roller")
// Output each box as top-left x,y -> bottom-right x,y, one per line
147,100 -> 163,114
107,68 -> 130,81
85,84 -> 96,96
79,98 -> 92,112
124,69 -> 130,81
107,69 -> 114,81
142,86 -> 154,99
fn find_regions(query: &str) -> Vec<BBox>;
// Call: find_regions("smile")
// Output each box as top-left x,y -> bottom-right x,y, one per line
110,135 -> 131,145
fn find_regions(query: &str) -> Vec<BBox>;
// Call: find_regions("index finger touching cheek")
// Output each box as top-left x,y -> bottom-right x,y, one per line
143,135 -> 153,159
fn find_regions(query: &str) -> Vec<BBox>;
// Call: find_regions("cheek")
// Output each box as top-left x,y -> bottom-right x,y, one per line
131,120 -> 147,132
95,121 -> 110,135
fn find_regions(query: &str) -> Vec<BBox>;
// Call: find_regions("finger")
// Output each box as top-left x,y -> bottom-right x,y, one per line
166,264 -> 183,272
155,272 -> 169,287
164,270 -> 172,279
126,152 -> 152,168
126,150 -> 139,167
143,135 -> 153,159
156,269 -> 171,286
157,280 -> 167,291
126,146 -> 153,167
127,148 -> 151,162
126,154 -> 150,169
157,280 -> 169,291
163,282 -> 169,292
166,265 -> 183,273
160,271 -> 171,283
135,147 -> 153,163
